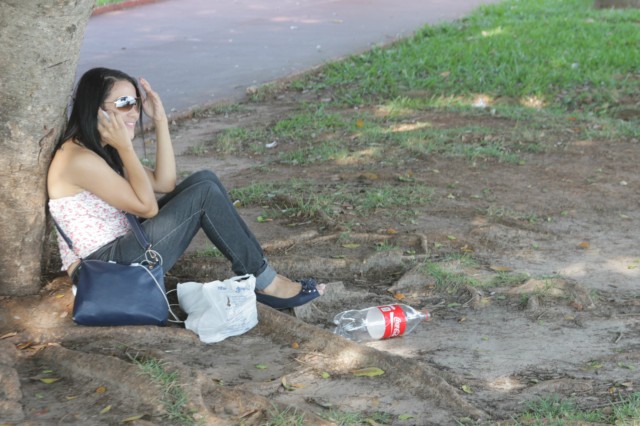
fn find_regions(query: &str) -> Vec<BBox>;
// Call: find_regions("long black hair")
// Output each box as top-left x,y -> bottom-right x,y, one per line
53,67 -> 141,175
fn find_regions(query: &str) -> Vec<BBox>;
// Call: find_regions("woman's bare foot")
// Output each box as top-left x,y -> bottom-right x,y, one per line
258,274 -> 326,299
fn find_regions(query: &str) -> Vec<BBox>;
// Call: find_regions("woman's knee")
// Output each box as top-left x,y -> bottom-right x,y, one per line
186,169 -> 220,185
181,170 -> 230,204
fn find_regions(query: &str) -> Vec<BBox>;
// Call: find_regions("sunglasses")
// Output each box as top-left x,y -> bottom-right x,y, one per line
106,96 -> 142,112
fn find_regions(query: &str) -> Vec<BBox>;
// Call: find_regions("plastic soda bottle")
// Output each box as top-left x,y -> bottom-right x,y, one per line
333,304 -> 430,342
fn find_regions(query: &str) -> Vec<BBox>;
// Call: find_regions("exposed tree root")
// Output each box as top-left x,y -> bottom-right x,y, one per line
0,230 -> 492,423
38,345 -> 166,415
261,229 -> 320,252
0,341 -> 23,423
256,304 -> 488,420
173,231 -> 430,287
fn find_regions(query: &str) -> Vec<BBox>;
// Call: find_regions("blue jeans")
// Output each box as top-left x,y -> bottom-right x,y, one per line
86,170 -> 277,290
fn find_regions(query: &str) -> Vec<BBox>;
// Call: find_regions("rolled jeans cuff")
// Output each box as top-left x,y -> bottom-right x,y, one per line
254,263 -> 277,291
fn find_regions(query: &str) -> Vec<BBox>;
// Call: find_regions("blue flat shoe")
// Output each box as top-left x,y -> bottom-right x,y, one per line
256,278 -> 320,310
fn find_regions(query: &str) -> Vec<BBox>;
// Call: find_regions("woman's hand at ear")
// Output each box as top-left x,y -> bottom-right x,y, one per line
139,77 -> 167,123
138,77 -> 176,193
97,110 -> 133,152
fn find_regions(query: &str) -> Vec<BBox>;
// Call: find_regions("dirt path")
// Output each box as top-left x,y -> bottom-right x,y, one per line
1,91 -> 638,425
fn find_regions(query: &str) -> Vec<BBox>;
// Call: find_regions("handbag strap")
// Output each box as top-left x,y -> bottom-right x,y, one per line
52,212 -> 152,255
125,214 -> 152,250
141,265 -> 181,323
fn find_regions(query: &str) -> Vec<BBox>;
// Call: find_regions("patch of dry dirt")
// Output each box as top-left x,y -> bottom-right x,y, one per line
1,90 -> 639,425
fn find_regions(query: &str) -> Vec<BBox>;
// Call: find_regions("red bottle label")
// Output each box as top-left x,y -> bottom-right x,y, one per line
378,305 -> 407,338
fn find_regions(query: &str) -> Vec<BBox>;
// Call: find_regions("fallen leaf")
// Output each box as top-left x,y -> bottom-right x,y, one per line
33,407 -> 49,416
569,301 -> 584,311
281,376 -> 292,391
356,119 -> 365,128
461,384 -> 473,394
447,235 -> 457,241
393,293 -> 406,300
341,243 -> 360,249
578,241 -> 590,249
280,376 -> 302,390
460,244 -> 474,253
306,397 -> 333,408
396,174 -> 415,182
0,332 -> 17,340
16,342 -> 33,350
365,419 -> 382,426
291,342 -> 299,349
100,405 -> 112,414
255,364 -> 267,369
617,363 -> 636,371
321,372 -> 331,379
40,378 -> 61,384
399,414 -> 414,420
490,265 -> 513,272
386,228 -> 398,234
122,414 -> 146,422
95,386 -> 107,394
358,172 -> 378,181
55,293 -> 65,299
66,395 -> 78,400
352,367 -> 385,377
440,71 -> 451,78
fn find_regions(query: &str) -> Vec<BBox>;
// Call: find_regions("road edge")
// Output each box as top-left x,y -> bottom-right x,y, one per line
92,0 -> 166,16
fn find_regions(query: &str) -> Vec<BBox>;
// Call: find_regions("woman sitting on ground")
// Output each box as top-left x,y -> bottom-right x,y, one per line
48,67 -> 323,310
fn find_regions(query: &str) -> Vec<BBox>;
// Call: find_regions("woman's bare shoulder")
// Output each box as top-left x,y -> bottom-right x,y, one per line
48,141 -> 104,198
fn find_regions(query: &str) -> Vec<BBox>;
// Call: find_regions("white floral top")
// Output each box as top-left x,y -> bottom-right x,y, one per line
49,191 -> 129,270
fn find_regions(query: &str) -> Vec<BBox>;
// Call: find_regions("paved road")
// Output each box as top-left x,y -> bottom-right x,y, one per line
78,0 -> 502,114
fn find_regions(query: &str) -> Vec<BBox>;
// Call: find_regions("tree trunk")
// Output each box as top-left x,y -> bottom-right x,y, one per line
0,0 -> 94,296
594,0 -> 640,8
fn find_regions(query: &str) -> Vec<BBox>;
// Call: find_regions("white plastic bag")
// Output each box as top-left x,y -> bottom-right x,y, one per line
177,274 -> 258,343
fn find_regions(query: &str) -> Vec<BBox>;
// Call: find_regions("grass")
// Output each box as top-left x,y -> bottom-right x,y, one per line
320,408 -> 394,425
192,244 -> 223,258
512,393 -> 640,425
218,0 -> 640,169
133,357 -> 195,425
229,178 -> 433,222
95,0 -> 127,7
264,406 -> 306,425
421,254 -> 482,290
304,0 -> 640,116
215,0 -> 637,174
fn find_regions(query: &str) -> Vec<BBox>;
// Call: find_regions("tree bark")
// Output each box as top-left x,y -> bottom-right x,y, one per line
0,0 -> 94,296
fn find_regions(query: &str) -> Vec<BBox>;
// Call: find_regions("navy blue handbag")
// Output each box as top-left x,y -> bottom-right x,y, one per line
55,214 -> 172,326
